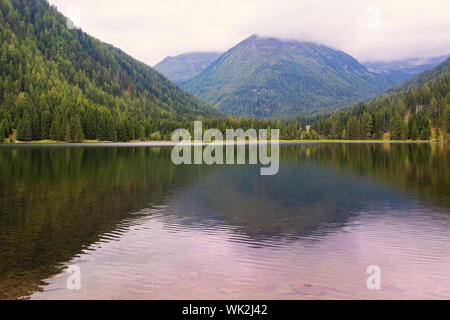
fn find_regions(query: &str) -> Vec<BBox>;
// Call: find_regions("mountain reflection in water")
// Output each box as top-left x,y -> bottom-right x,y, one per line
0,143 -> 448,299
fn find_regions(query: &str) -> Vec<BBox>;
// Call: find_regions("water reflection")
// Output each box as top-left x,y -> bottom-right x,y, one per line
0,146 -> 209,298
0,143 -> 449,299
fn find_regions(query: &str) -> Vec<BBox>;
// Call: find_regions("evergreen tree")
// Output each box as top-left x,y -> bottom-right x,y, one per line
443,104 -> 450,135
361,112 -> 373,139
96,116 -> 108,141
390,113 -> 402,140
40,109 -> 51,139
50,113 -> 63,141
0,119 -> 9,139
17,112 -> 32,141
429,96 -> 440,127
0,123 -> 5,142
346,117 -> 359,139
137,125 -> 146,141
106,118 -> 117,142
400,121 -> 409,140
420,119 -> 431,140
64,122 -> 71,142
69,115 -> 84,142
410,120 -> 419,140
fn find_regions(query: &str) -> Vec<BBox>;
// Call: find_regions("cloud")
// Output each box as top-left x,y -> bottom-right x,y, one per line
49,0 -> 450,65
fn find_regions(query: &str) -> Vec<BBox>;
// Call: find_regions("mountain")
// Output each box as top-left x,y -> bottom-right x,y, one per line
390,57 -> 450,92
310,58 -> 450,141
180,35 -> 396,118
0,0 -> 218,143
363,54 -> 450,83
154,52 -> 222,83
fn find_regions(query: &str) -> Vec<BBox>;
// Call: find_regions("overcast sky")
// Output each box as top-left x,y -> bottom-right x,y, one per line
48,0 -> 450,66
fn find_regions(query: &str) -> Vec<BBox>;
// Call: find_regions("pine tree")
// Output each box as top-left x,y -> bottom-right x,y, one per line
400,121 -> 409,140
410,120 -> 419,140
17,112 -> 32,141
64,122 -> 71,142
84,110 -> 97,140
106,118 -> 117,142
70,115 -> 84,142
429,97 -> 440,127
0,123 -> 5,142
390,113 -> 402,140
50,113 -> 63,141
346,117 -> 359,140
40,109 -> 51,139
443,104 -> 450,135
138,125 -> 146,141
361,112 -> 373,139
96,114 -> 108,141
420,119 -> 431,140
30,106 -> 41,140
0,119 -> 8,140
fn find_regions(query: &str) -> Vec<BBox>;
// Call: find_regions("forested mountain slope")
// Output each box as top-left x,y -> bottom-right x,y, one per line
181,35 -> 396,118
310,62 -> 450,141
390,57 -> 450,92
0,0 -> 218,142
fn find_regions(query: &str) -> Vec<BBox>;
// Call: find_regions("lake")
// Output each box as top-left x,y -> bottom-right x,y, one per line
0,143 -> 449,299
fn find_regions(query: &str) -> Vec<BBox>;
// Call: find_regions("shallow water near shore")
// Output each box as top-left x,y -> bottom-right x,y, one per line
0,143 -> 449,299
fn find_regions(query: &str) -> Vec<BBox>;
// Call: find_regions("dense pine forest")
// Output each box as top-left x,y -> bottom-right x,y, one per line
310,71 -> 450,141
0,0 -> 449,143
0,0 -> 218,143
391,57 -> 450,92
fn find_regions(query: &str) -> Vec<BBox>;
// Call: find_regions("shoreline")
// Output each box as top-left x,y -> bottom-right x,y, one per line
1,139 -> 448,146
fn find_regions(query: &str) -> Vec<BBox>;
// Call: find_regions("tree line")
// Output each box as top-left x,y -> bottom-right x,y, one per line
310,73 -> 450,141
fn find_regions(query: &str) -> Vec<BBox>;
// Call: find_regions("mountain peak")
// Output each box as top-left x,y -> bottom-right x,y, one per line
181,36 -> 395,118
243,34 -> 322,47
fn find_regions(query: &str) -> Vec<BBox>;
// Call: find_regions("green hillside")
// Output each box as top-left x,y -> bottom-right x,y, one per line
181,35 -> 396,118
154,52 -> 222,83
390,57 -> 450,92
310,59 -> 450,141
0,0 -> 218,142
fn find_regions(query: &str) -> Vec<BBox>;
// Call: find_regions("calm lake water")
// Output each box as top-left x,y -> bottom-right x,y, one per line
0,143 -> 449,299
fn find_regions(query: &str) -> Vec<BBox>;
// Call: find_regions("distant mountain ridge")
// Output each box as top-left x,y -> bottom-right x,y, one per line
390,57 -> 450,92
310,56 -> 450,141
363,54 -> 450,83
154,52 -> 222,83
180,35 -> 397,118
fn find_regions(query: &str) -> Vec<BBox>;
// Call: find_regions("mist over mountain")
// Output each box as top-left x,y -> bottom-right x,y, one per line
389,57 -> 450,92
154,52 -> 222,83
310,57 -> 450,141
363,54 -> 450,84
180,35 -> 397,118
